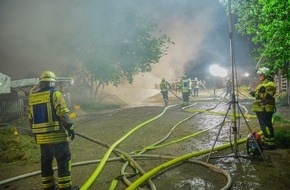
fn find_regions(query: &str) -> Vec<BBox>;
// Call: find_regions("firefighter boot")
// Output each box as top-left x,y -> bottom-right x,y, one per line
263,137 -> 276,150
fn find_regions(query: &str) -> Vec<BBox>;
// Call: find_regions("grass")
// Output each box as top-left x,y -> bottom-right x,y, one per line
0,127 -> 40,164
275,126 -> 290,148
273,113 -> 290,148
0,102 -> 121,165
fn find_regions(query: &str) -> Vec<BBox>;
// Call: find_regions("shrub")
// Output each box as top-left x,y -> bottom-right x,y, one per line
275,124 -> 290,148
275,92 -> 288,106
272,113 -> 290,148
0,127 -> 39,163
273,113 -> 289,124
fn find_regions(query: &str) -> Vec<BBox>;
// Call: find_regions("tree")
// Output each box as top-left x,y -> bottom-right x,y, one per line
72,7 -> 170,102
234,0 -> 290,77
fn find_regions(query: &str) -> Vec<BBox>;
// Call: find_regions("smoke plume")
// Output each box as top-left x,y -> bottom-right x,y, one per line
0,0 -> 254,104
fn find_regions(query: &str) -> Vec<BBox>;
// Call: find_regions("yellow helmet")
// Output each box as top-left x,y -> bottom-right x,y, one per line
39,71 -> 56,82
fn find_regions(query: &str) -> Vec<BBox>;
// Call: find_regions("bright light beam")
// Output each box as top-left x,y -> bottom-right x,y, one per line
209,64 -> 228,78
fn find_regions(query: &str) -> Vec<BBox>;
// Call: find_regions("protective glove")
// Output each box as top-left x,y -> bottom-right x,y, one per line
65,124 -> 75,140
249,91 -> 255,97
258,100 -> 267,106
258,86 -> 266,93
265,93 -> 275,104
264,93 -> 270,99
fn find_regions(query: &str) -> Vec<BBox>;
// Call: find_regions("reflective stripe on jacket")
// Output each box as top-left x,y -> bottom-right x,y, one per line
180,79 -> 190,92
160,81 -> 169,92
29,90 -> 59,133
252,79 -> 276,112
28,87 -> 69,144
192,81 -> 199,89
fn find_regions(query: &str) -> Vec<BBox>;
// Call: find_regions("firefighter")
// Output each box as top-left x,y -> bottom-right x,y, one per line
160,78 -> 170,106
224,77 -> 232,99
28,71 -> 78,190
250,67 -> 276,150
180,75 -> 190,106
192,78 -> 200,96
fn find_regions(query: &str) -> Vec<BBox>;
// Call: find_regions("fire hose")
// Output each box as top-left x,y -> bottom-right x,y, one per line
1,101 -> 257,189
79,105 -> 177,190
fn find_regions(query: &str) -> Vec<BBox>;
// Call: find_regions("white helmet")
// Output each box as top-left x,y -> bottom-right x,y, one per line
257,67 -> 270,76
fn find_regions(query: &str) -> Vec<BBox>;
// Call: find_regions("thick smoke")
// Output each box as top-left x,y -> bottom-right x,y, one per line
0,0 -> 254,104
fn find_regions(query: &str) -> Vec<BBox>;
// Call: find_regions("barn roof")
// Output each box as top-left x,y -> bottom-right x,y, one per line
0,73 -> 74,94
0,72 -> 11,94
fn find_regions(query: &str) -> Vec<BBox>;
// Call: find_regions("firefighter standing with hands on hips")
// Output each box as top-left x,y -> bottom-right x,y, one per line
28,71 -> 78,190
250,67 -> 276,150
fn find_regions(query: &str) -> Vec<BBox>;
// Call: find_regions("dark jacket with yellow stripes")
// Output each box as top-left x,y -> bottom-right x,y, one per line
28,87 -> 70,144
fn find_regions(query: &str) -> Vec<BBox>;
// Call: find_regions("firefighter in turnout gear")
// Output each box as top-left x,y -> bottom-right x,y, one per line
250,67 -> 276,150
160,78 -> 170,106
180,75 -> 190,106
192,78 -> 200,96
224,77 -> 232,99
28,71 -> 78,190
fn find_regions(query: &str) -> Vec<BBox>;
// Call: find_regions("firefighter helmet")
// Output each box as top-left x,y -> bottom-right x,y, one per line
39,71 -> 56,82
257,67 -> 270,76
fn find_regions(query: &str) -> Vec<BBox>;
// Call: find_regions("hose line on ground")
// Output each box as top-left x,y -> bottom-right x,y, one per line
0,153 -> 233,190
76,132 -> 156,190
80,105 -> 178,190
0,100 -> 262,189
134,102 -> 220,153
121,102 -> 221,189
125,137 -> 250,190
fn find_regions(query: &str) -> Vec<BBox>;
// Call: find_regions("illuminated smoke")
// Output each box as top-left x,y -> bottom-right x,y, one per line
0,0 -> 254,104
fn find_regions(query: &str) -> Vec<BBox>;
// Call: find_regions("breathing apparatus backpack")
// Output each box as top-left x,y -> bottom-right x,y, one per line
246,131 -> 263,156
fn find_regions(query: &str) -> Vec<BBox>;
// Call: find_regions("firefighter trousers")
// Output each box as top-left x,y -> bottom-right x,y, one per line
40,142 -> 72,190
256,111 -> 275,146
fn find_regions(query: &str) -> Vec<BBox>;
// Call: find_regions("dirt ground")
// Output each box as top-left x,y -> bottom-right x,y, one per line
1,91 -> 290,190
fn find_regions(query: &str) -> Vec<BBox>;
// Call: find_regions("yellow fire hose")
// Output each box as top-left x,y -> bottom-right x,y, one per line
80,105 -> 178,190
76,133 -> 156,189
185,109 -> 256,119
141,121 -> 226,151
125,102 -> 257,189
119,102 -> 223,189
126,137 -> 250,190
0,101 -> 257,189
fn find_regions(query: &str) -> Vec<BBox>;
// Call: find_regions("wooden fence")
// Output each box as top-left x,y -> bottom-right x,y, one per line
0,97 -> 27,123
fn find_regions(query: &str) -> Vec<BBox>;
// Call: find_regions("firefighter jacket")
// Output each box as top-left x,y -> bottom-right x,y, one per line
252,79 -> 276,112
192,81 -> 200,89
160,81 -> 169,92
180,79 -> 190,93
28,87 -> 70,144
225,80 -> 232,90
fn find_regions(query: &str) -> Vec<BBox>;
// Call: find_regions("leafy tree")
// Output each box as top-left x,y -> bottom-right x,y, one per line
233,0 -> 290,77
71,8 -> 170,102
